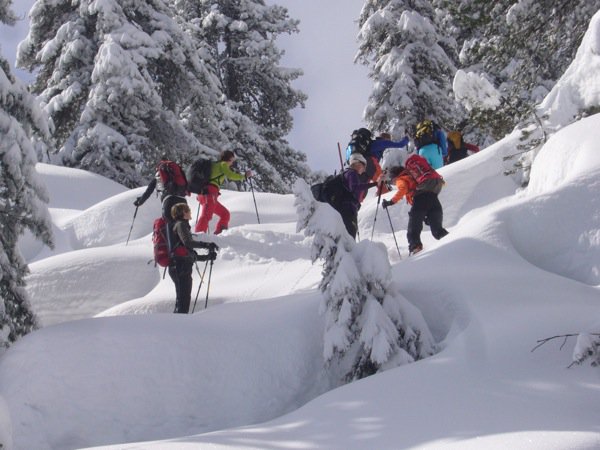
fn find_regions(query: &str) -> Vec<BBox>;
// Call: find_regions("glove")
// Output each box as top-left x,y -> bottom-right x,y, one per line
208,250 -> 218,261
133,197 -> 142,207
208,242 -> 219,252
245,170 -> 253,179
382,199 -> 394,209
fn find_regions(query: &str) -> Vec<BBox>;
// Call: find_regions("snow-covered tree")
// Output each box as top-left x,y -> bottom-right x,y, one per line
443,0 -> 600,140
356,0 -> 459,136
294,180 -> 435,383
174,0 -> 310,193
0,2 -> 54,348
18,0 -> 219,187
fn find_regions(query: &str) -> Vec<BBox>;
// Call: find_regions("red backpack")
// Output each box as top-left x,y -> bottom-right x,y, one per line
152,217 -> 187,267
404,154 -> 444,194
156,160 -> 188,196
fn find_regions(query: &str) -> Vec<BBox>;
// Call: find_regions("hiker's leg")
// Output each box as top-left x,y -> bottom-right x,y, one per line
177,262 -> 193,314
428,196 -> 449,240
169,263 -> 185,313
213,200 -> 231,234
195,186 -> 218,233
407,195 -> 427,251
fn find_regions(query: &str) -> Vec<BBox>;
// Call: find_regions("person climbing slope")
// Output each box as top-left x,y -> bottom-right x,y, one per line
381,154 -> 448,255
194,150 -> 252,234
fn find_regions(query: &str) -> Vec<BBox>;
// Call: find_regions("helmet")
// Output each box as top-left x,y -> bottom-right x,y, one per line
348,153 -> 367,166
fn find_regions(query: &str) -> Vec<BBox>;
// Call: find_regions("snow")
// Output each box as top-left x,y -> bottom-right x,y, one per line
0,105 -> 598,448
1,9 -> 600,450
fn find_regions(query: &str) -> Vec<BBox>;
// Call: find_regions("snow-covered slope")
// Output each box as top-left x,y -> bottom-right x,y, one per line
1,10 -> 600,450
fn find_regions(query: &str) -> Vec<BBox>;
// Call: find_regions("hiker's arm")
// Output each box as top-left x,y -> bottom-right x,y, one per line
391,178 -> 411,204
383,137 -> 409,148
465,142 -> 480,153
221,163 -> 246,182
174,222 -> 210,249
135,179 -> 157,206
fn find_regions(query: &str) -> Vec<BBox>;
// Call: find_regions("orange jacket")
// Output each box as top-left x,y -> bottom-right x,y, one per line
391,173 -> 417,205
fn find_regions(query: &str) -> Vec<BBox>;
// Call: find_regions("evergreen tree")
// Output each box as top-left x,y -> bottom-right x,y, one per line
443,0 -> 600,140
174,0 -> 310,193
18,0 -> 218,187
0,1 -> 54,348
356,0 -> 459,135
294,179 -> 435,383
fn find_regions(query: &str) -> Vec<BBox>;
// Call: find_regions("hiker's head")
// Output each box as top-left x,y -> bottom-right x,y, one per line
387,166 -> 404,181
221,150 -> 236,165
171,203 -> 191,221
348,153 -> 367,173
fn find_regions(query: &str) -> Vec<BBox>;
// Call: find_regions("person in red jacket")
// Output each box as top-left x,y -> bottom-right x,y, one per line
380,163 -> 448,255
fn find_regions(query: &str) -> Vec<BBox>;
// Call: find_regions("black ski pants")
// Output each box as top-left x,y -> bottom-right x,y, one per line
169,258 -> 194,313
407,191 -> 448,251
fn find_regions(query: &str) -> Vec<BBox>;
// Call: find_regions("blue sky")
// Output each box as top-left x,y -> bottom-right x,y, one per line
1,0 -> 372,173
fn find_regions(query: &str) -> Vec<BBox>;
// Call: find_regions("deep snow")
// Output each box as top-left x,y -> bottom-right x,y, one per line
1,9 -> 600,450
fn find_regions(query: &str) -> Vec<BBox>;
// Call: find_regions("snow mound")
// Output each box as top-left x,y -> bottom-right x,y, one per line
537,10 -> 600,125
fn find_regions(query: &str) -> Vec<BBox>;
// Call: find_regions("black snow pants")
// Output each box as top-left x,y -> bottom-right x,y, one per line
407,191 -> 448,252
169,258 -> 194,314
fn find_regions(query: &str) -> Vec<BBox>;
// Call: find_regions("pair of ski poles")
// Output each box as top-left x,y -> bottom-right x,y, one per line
191,257 -> 215,313
370,182 -> 402,259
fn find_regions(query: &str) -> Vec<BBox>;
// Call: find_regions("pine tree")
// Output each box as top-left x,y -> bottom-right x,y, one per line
0,1 -> 54,348
18,0 -> 217,187
294,179 -> 435,383
356,0 -> 460,135
443,0 -> 600,140
174,0 -> 310,193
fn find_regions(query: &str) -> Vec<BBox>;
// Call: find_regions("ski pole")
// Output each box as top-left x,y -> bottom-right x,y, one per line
191,260 -> 209,313
337,142 -> 344,171
385,207 -> 402,259
125,206 -> 139,246
247,175 -> 260,224
204,258 -> 214,309
370,184 -> 383,240
195,202 -> 201,228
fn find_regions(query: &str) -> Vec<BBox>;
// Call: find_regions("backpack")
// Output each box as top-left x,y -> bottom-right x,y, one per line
414,120 -> 441,150
446,130 -> 469,163
311,171 -> 352,208
152,215 -> 189,267
153,195 -> 190,267
156,160 -> 188,196
404,154 -> 444,194
186,158 -> 213,194
152,217 -> 172,267
345,128 -> 373,158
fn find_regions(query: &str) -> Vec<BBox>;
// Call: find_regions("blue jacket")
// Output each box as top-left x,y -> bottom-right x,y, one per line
418,143 -> 444,169
345,136 -> 410,162
435,129 -> 448,157
368,137 -> 410,160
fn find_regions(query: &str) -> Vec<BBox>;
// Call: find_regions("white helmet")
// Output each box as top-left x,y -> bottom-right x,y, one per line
348,153 -> 367,166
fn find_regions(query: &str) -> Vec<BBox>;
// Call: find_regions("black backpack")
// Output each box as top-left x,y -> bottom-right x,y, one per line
186,158 -> 213,194
311,171 -> 352,209
346,128 -> 373,156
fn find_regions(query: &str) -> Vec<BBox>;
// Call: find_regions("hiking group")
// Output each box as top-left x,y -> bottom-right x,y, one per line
132,150 -> 253,314
130,122 -> 478,312
313,120 -> 479,256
